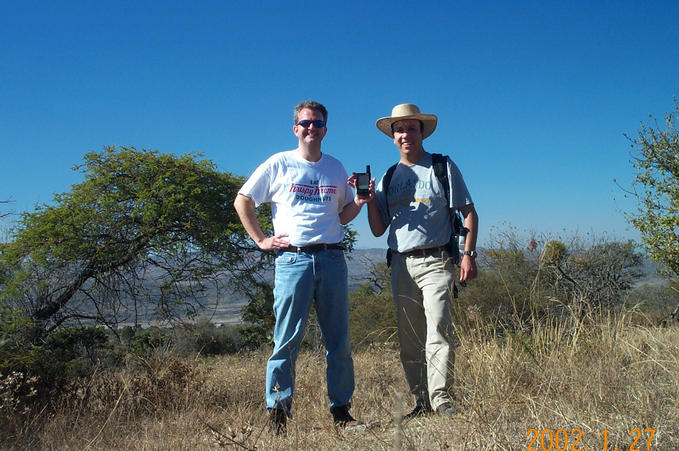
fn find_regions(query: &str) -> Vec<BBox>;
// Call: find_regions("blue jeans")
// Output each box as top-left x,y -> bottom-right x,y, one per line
266,249 -> 354,417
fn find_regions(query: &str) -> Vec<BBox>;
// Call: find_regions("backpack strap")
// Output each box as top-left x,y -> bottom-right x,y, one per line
432,153 -> 464,235
433,154 -> 466,299
382,162 -> 398,218
432,153 -> 449,205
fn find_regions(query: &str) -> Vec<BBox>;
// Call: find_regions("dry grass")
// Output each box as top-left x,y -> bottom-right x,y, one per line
4,312 -> 679,450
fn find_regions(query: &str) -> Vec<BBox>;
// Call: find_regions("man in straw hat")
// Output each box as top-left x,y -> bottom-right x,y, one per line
234,100 -> 368,434
367,103 -> 478,418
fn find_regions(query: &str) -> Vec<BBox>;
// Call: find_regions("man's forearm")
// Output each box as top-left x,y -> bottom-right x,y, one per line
459,204 -> 479,281
339,199 -> 362,225
367,201 -> 387,237
234,194 -> 266,245
463,205 -> 478,251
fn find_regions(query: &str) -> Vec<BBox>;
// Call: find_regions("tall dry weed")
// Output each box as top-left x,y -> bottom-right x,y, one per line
3,311 -> 678,450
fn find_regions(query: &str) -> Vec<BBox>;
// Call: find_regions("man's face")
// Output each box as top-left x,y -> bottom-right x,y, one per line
392,119 -> 423,155
293,108 -> 327,145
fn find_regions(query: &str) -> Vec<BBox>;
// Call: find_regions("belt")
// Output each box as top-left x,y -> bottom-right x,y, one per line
281,243 -> 345,253
397,246 -> 447,257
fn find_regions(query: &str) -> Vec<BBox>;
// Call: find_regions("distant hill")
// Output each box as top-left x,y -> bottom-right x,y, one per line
347,248 -> 386,290
117,248 -> 673,327
116,248 -> 388,327
635,258 -> 672,287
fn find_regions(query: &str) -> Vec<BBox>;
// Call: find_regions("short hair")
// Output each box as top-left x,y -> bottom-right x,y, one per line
391,119 -> 424,135
294,100 -> 328,124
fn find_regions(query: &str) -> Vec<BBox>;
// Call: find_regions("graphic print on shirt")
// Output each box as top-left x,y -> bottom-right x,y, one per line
388,177 -> 434,212
289,178 -> 337,204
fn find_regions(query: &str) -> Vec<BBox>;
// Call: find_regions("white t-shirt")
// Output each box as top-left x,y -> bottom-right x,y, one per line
239,150 -> 354,247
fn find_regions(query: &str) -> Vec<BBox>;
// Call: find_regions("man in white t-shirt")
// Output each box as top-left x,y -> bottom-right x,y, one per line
367,103 -> 479,419
234,100 -> 369,434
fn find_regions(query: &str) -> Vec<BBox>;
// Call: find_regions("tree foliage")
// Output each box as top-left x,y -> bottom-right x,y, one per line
239,282 -> 275,350
625,99 -> 679,277
0,146 -> 270,344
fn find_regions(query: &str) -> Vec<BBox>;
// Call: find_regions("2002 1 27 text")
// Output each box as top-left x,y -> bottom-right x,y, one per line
526,428 -> 656,451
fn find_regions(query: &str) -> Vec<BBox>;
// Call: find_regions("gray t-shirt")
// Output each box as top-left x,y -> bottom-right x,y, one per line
375,153 -> 473,253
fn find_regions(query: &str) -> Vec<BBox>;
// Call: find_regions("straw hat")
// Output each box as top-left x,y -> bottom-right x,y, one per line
376,103 -> 438,139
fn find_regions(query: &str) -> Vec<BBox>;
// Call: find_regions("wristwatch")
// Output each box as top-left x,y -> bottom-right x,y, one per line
462,250 -> 478,258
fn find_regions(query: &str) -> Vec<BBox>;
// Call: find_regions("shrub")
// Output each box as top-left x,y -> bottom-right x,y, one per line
456,229 -> 645,334
239,283 -> 275,350
128,326 -> 171,353
0,370 -> 38,438
174,317 -> 242,356
348,263 -> 397,348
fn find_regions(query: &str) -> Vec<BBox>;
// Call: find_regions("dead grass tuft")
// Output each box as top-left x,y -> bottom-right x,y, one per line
3,312 -> 678,450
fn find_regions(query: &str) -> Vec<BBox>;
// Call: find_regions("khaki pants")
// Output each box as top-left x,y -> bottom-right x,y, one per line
390,250 -> 455,410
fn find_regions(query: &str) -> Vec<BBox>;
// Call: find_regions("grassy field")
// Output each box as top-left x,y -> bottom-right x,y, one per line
4,308 -> 678,451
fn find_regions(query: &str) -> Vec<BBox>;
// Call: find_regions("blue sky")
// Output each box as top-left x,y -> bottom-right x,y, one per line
2,1 -> 678,249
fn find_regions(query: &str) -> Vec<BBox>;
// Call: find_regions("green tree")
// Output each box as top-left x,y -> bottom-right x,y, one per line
239,282 -> 275,349
625,99 -> 679,278
0,146 -> 270,345
341,225 -> 358,258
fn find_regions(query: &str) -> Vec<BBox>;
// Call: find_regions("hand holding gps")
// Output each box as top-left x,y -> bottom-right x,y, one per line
356,165 -> 371,196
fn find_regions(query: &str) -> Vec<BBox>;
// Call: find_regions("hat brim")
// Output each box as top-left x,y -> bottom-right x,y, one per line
376,113 -> 438,139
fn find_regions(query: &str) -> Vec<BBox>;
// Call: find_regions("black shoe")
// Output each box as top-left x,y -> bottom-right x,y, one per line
331,405 -> 364,430
268,408 -> 287,435
403,404 -> 433,420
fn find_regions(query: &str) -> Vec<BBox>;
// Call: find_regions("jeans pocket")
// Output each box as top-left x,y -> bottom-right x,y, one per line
276,252 -> 297,265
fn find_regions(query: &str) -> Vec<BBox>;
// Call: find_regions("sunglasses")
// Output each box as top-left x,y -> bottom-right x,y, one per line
297,119 -> 326,128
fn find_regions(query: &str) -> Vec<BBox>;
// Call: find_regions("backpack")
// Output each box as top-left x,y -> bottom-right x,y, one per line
383,153 -> 468,296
